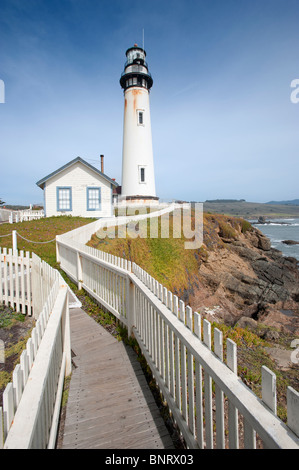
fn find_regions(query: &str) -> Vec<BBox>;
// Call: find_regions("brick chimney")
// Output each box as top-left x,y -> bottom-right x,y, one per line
100,155 -> 104,173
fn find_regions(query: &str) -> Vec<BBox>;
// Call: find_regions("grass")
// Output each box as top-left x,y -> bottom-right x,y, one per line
87,211 -> 252,297
0,215 -> 96,267
3,331 -> 33,366
0,305 -> 26,328
0,310 -> 34,398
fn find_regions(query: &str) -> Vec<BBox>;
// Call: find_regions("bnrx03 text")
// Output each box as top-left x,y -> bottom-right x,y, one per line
105,454 -> 194,466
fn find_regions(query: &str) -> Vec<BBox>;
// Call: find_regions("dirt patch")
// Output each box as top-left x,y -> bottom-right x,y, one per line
0,304 -> 35,408
265,346 -> 298,370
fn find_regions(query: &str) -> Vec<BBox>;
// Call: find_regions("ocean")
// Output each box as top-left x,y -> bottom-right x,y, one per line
250,218 -> 299,261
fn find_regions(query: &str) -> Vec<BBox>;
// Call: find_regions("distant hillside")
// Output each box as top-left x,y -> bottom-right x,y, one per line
202,201 -> 299,219
205,199 -> 246,203
266,199 -> 299,206
4,205 -> 30,210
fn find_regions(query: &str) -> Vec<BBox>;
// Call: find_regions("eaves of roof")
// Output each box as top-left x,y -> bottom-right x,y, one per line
36,156 -> 119,189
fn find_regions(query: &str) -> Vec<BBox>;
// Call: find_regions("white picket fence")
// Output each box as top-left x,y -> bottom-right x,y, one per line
17,209 -> 44,222
0,248 -> 31,314
56,234 -> 299,449
0,248 -> 71,449
0,208 -> 44,224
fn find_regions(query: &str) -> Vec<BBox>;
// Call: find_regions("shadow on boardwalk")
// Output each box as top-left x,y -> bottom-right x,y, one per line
57,307 -> 174,449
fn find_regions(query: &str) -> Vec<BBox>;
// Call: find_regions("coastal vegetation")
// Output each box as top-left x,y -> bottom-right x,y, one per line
0,215 -> 96,267
0,212 -> 298,425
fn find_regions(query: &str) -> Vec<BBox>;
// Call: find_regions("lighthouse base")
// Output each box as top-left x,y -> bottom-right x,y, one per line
125,195 -> 159,202
116,194 -> 160,208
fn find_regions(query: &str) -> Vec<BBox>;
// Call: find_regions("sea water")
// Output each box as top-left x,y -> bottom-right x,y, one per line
251,218 -> 299,261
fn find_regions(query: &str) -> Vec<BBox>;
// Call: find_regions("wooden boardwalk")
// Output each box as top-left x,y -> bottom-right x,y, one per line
58,307 -> 174,449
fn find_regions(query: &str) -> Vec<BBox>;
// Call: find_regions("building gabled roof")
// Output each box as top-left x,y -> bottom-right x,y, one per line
36,156 -> 119,189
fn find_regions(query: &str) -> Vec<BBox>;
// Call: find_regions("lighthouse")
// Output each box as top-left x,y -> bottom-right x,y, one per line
119,44 -> 157,202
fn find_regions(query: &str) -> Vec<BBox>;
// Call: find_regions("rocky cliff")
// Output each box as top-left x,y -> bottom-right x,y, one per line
187,215 -> 299,335
88,211 -> 299,336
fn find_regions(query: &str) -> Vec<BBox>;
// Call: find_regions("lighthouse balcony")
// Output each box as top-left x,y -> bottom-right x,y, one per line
120,71 -> 153,90
123,63 -> 149,75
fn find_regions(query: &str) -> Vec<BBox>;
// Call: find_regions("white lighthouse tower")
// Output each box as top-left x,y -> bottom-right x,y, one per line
120,44 -> 157,203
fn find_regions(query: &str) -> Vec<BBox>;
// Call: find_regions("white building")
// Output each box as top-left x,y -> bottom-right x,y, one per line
36,156 -> 118,218
119,45 -> 158,203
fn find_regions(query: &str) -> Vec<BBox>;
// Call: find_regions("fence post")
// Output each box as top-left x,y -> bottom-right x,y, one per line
56,237 -> 60,263
0,407 -> 3,449
77,252 -> 83,290
126,276 -> 135,338
3,383 -> 14,438
262,366 -> 277,415
287,387 -> 299,438
12,231 -> 17,254
227,338 -> 239,449
61,287 -> 72,376
31,253 -> 42,319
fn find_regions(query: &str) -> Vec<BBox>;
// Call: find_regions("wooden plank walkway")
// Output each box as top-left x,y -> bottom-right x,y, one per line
58,307 -> 174,449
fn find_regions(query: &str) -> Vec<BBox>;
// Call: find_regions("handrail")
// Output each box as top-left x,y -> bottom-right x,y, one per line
0,249 -> 71,449
55,213 -> 299,449
129,271 -> 299,449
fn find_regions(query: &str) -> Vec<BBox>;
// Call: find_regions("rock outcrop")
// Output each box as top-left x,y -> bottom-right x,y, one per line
188,217 -> 299,335
282,240 -> 299,245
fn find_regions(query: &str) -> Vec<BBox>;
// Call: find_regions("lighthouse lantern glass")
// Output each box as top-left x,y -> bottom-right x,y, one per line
127,49 -> 146,65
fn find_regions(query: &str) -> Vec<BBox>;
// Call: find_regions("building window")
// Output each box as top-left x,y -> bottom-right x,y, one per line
137,110 -> 144,126
139,167 -> 145,183
57,187 -> 72,211
87,187 -> 101,211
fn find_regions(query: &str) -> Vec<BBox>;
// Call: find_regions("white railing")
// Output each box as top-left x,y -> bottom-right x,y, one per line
56,230 -> 299,449
0,208 -> 44,224
0,248 -> 71,449
15,210 -> 45,222
0,248 -> 31,314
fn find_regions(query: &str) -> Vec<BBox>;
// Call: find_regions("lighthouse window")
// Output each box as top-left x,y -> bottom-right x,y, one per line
140,167 -> 145,183
138,111 -> 144,125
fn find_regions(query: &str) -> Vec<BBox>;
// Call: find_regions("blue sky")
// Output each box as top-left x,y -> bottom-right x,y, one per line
0,0 -> 298,205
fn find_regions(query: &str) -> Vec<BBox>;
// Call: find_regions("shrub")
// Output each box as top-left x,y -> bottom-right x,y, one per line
218,220 -> 237,239
240,219 -> 252,233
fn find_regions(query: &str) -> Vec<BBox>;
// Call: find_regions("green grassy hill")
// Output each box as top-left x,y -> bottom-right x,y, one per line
87,212 -> 252,295
0,215 -> 96,266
